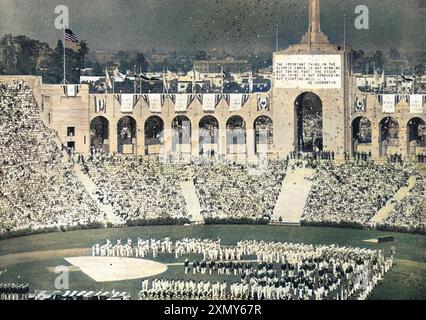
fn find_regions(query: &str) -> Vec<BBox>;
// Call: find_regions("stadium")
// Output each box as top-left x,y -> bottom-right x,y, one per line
0,0 -> 425,301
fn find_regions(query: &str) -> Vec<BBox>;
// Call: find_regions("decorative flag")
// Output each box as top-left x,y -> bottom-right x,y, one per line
382,94 -> 396,113
248,72 -> 254,93
257,94 -> 270,111
94,96 -> 106,113
113,67 -> 126,83
354,96 -> 367,113
64,28 -> 80,52
105,68 -> 112,90
409,95 -> 424,113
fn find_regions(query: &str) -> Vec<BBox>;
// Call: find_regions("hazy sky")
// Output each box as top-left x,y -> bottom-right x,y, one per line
0,0 -> 424,54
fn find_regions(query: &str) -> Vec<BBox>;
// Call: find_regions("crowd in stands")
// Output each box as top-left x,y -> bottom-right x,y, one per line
378,174 -> 425,234
85,153 -> 189,221
0,81 -> 424,236
0,82 -> 102,235
193,161 -> 286,219
302,161 -> 412,227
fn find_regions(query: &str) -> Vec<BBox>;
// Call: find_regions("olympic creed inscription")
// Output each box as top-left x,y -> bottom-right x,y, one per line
274,54 -> 342,89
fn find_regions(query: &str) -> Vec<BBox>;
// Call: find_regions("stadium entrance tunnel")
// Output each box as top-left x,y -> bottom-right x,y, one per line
254,116 -> 273,154
352,116 -> 372,154
199,115 -> 219,157
226,115 -> 247,156
407,117 -> 426,155
171,115 -> 192,155
145,115 -> 164,155
117,116 -> 137,155
295,92 -> 323,153
90,116 -> 109,154
380,117 -> 399,157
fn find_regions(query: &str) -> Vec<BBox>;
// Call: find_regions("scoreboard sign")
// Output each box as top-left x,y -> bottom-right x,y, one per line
274,54 -> 342,89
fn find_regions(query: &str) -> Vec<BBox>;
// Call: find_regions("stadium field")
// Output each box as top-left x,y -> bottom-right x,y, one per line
0,225 -> 424,300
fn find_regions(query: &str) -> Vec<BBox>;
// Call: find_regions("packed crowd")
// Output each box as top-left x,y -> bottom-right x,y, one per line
193,161 -> 286,219
378,174 -> 426,233
105,237 -> 395,300
0,82 -> 422,234
0,82 -> 102,234
85,153 -> 189,221
302,161 -> 411,226
84,153 -> 287,221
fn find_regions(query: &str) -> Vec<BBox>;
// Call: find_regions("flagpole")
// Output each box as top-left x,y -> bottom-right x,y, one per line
139,66 -> 142,95
276,24 -> 279,51
112,67 -> 115,95
162,67 -> 165,94
62,27 -> 67,84
133,65 -> 137,95
221,66 -> 224,94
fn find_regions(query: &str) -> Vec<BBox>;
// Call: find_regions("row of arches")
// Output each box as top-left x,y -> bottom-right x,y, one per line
352,116 -> 426,156
90,88 -> 425,157
90,115 -> 274,156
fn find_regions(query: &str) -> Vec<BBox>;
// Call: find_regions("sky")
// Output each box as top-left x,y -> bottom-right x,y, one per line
0,0 -> 424,54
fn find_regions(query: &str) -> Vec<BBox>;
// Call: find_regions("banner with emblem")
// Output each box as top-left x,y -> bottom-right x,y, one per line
409,95 -> 424,113
94,96 -> 106,113
63,84 -> 80,97
382,94 -> 396,113
354,95 -> 367,113
226,94 -> 249,112
143,94 -> 164,113
120,94 -> 135,113
172,94 -> 194,112
199,94 -> 221,112
257,94 -> 270,111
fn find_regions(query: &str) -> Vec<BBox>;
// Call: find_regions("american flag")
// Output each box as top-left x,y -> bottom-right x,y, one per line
64,28 -> 79,44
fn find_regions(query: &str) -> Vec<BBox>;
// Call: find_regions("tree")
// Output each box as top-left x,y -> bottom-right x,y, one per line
389,48 -> 400,61
42,40 -> 63,83
372,50 -> 385,72
194,50 -> 209,61
414,64 -> 425,77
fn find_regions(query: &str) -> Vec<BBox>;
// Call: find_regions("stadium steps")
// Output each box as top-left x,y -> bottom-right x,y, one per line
273,166 -> 315,224
180,180 -> 204,224
73,164 -> 125,226
370,176 -> 418,224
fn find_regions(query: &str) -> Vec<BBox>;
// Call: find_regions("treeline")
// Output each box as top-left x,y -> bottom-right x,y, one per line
0,34 -> 88,84
351,49 -> 425,76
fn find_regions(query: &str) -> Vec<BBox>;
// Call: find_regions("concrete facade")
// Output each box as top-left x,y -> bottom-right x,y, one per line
1,0 -> 424,160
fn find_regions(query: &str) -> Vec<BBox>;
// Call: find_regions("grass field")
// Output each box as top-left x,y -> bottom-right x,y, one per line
0,225 -> 424,300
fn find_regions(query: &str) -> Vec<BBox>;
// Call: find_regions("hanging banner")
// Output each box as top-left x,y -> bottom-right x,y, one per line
382,94 -> 396,113
229,94 -> 243,112
202,94 -> 218,112
120,94 -> 134,113
94,96 -> 106,113
409,95 -> 423,114
63,84 -> 79,97
148,94 -> 163,113
174,94 -> 192,112
354,95 -> 367,113
257,94 -> 270,111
